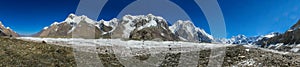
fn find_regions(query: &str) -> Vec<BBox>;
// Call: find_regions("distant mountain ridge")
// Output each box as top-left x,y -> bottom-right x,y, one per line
222,32 -> 281,45
35,14 -> 213,42
215,19 -> 300,47
264,20 -> 300,45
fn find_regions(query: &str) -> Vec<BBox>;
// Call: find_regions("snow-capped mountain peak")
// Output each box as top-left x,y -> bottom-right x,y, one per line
231,34 -> 247,40
96,18 -> 119,34
219,32 -> 282,45
122,14 -> 166,22
226,34 -> 254,45
64,13 -> 97,25
101,18 -> 118,27
50,22 -> 60,26
169,20 -> 195,34
121,14 -> 168,38
169,20 -> 213,42
37,14 -> 208,41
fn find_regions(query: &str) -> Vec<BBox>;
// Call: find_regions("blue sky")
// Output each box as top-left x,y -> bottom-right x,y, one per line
0,0 -> 299,38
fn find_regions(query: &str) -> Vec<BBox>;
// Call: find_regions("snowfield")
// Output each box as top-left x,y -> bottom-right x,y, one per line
17,37 -> 299,55
17,37 -> 231,54
17,37 -> 232,67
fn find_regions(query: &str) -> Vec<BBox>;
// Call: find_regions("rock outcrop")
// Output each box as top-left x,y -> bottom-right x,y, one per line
0,21 -> 18,37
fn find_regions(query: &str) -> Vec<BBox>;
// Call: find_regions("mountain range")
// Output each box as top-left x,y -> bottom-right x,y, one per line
219,19 -> 300,47
34,14 -> 213,42
218,32 -> 281,45
1,14 -> 300,45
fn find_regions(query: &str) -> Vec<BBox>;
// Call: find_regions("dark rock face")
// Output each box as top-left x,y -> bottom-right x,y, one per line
130,28 -> 179,41
265,20 -> 300,45
99,23 -> 113,32
128,15 -> 180,41
130,27 -> 179,41
197,31 -> 213,43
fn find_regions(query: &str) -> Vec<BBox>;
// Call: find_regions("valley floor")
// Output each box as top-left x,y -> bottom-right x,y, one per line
0,37 -> 299,66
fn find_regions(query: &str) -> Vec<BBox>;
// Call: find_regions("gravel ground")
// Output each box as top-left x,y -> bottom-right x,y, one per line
1,37 -> 300,67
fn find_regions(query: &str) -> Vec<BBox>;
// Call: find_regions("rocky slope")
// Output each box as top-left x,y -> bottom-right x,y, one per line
0,21 -> 18,37
36,14 -> 212,41
4,37 -> 300,66
265,20 -> 300,46
36,14 -> 103,38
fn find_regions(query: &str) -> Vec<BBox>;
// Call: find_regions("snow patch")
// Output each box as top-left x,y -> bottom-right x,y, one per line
160,33 -> 165,36
237,59 -> 256,66
245,49 -> 250,51
263,32 -> 280,38
137,20 -> 157,30
43,27 -> 49,30
290,48 -> 299,52
259,48 -> 290,54
51,22 -> 60,26
264,34 -> 275,38
296,44 -> 300,47
178,36 -> 187,41
122,16 -> 136,38
274,43 -> 284,49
